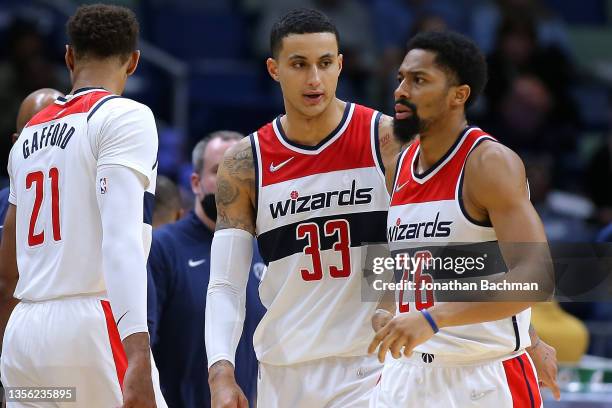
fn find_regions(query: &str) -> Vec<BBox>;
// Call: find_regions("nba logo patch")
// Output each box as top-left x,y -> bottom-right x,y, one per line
99,177 -> 108,194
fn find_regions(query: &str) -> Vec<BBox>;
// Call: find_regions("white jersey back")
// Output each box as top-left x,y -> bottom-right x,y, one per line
388,127 -> 531,362
8,87 -> 158,301
251,103 -> 389,365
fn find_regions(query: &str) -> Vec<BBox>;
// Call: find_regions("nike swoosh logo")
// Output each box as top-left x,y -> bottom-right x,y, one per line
188,258 -> 206,267
270,157 -> 294,172
470,389 -> 495,401
395,180 -> 410,192
116,310 -> 129,327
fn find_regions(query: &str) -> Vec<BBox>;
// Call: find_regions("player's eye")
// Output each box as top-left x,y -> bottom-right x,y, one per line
397,75 -> 403,84
292,62 -> 304,69
320,60 -> 332,68
414,77 -> 425,85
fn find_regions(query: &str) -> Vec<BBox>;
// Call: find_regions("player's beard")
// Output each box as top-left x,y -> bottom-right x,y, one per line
393,99 -> 422,144
201,193 -> 217,221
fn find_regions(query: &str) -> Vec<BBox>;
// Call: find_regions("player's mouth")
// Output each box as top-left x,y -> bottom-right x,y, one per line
303,91 -> 325,105
395,103 -> 414,120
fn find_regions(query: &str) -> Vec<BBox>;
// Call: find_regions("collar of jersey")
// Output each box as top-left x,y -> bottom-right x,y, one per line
56,87 -> 108,105
411,126 -> 477,184
272,102 -> 354,155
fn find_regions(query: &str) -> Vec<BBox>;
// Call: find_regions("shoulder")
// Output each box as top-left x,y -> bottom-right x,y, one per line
465,140 -> 528,205
150,222 -> 183,262
90,96 -> 154,125
466,140 -> 525,179
221,137 -> 255,180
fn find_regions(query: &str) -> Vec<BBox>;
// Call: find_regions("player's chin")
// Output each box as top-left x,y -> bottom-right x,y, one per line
300,98 -> 329,116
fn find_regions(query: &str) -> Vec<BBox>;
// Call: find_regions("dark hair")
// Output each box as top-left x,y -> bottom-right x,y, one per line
270,8 -> 339,57
406,31 -> 487,107
154,175 -> 182,219
67,4 -> 139,61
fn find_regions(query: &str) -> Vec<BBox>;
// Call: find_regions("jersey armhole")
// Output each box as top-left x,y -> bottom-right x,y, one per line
249,132 -> 261,229
370,111 -> 385,179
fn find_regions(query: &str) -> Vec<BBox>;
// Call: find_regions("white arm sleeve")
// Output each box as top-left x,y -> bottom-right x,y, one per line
205,228 -> 253,368
96,165 -> 149,340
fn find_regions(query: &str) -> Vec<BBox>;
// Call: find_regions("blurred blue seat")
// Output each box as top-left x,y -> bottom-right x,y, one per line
149,9 -> 247,60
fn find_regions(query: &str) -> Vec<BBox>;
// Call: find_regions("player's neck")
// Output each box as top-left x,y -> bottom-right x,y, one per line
195,201 -> 215,233
417,115 -> 468,173
70,63 -> 126,96
280,98 -> 346,146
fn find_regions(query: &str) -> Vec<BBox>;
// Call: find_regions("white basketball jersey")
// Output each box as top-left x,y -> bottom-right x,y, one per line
8,87 -> 158,302
251,103 -> 389,365
388,126 -> 531,361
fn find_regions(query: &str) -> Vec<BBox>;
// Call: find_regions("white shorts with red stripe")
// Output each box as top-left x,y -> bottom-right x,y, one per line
370,352 -> 542,408
257,355 -> 382,408
0,296 -> 166,407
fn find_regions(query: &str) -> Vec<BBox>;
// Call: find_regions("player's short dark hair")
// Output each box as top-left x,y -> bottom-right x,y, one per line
270,8 -> 340,58
406,31 -> 487,107
67,4 -> 139,61
192,131 -> 244,175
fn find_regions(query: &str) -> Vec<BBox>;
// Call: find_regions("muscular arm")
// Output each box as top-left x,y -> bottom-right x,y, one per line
215,139 -> 256,233
370,142 -> 553,361
429,142 -> 552,328
206,139 -> 256,408
0,205 -> 18,350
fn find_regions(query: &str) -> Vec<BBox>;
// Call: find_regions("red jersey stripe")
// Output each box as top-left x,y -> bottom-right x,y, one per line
101,300 -> 128,390
257,104 -> 377,186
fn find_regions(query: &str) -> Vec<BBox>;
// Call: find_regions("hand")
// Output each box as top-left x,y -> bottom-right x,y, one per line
120,332 -> 156,408
527,338 -> 560,400
121,354 -> 156,408
209,361 -> 248,408
368,312 -> 436,363
371,309 -> 393,332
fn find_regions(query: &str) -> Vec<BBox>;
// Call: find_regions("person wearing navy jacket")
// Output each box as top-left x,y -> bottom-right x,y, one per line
147,131 -> 266,407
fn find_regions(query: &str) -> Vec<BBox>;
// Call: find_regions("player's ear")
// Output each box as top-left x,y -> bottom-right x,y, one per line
65,45 -> 75,72
126,50 -> 140,76
451,84 -> 470,108
337,53 -> 343,75
267,57 -> 280,82
190,172 -> 201,196
11,132 -> 19,144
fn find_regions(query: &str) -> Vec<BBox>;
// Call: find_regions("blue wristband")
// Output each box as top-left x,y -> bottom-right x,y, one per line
421,309 -> 439,333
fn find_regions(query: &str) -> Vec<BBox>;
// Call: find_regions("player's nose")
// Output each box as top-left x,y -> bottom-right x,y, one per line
306,65 -> 322,87
394,80 -> 410,102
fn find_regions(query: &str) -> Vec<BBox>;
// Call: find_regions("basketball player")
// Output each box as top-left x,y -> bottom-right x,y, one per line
205,9 -> 399,408
369,31 -> 552,407
0,5 -> 166,407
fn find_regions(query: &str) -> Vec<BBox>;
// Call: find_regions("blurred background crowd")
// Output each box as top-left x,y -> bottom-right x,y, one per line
1,0 -> 612,379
